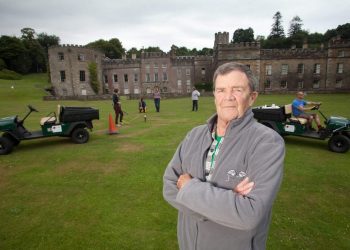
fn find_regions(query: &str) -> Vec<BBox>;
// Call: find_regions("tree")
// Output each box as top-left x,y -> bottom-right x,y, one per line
143,46 -> 163,53
231,28 -> 255,43
126,47 -> 140,58
86,38 -> 125,59
0,35 -> 32,73
21,27 -> 36,40
20,28 -> 46,73
37,33 -> 60,53
288,16 -> 303,37
268,11 -> 285,39
197,48 -> 213,56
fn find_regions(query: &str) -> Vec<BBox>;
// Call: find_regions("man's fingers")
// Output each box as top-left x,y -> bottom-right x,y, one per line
236,177 -> 249,189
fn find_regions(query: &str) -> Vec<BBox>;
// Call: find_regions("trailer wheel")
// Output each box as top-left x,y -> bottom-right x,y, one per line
71,128 -> 89,144
0,136 -> 14,155
328,134 -> 350,153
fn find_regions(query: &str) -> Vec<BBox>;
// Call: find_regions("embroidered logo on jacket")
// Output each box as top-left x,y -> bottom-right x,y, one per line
226,170 -> 247,181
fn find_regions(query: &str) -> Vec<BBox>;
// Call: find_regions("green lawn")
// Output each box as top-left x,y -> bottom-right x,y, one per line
0,74 -> 349,249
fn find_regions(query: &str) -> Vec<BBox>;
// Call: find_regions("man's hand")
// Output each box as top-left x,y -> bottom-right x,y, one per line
177,173 -> 192,189
234,177 -> 254,196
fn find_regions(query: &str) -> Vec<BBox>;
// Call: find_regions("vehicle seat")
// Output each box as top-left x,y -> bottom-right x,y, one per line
284,104 -> 308,125
57,105 -> 61,123
40,116 -> 56,125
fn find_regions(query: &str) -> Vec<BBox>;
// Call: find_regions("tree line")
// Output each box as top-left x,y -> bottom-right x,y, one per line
1,12 -> 349,76
233,12 -> 350,49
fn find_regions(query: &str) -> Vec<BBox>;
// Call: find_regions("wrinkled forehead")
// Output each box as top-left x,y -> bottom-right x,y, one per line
215,71 -> 250,89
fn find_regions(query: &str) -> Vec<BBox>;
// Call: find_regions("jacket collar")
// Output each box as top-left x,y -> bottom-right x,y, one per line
206,108 -> 254,138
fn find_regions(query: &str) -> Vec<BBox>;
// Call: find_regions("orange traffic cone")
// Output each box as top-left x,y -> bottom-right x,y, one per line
108,113 -> 119,135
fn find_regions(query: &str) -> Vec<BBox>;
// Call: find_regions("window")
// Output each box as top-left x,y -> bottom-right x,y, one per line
58,52 -> 64,61
246,64 -> 250,69
60,71 -> 66,82
264,79 -> 271,89
78,54 -> 85,61
297,64 -> 304,74
162,63 -> 167,69
265,65 -> 272,76
280,80 -> 287,89
79,71 -> 85,82
186,80 -> 191,86
313,64 -> 321,74
177,69 -> 182,76
177,80 -> 182,86
146,73 -> 150,82
113,74 -> 118,83
163,72 -> 168,81
313,79 -> 320,88
338,51 -> 345,57
154,73 -> 158,81
134,74 -> 138,82
337,63 -> 344,74
186,68 -> 190,76
335,79 -> 342,88
298,81 -> 304,89
104,75 -> 108,84
201,68 -> 206,75
281,64 -> 288,75
145,64 -> 150,73
154,63 -> 158,69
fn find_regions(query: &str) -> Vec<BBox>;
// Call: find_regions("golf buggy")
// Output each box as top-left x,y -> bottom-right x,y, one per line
252,104 -> 350,153
0,105 -> 99,155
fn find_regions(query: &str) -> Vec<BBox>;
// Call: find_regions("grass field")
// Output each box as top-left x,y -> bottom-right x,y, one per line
0,74 -> 349,249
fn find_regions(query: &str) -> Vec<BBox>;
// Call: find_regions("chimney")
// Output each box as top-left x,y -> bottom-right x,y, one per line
302,39 -> 308,49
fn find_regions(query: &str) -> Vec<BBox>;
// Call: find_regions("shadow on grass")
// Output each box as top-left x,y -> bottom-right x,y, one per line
283,136 -> 328,151
13,137 -> 72,153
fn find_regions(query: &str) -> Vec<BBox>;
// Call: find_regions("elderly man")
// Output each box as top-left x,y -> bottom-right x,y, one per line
292,91 -> 323,131
163,62 -> 285,250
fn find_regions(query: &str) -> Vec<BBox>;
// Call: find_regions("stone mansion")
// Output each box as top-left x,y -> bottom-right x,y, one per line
48,32 -> 350,97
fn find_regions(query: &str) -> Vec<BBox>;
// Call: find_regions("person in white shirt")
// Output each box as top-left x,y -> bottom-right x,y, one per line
191,87 -> 201,111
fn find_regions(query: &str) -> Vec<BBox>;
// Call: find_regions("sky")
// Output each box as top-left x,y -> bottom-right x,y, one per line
0,0 -> 349,51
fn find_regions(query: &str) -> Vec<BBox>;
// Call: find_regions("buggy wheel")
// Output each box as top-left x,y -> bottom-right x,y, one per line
328,134 -> 350,153
71,128 -> 90,144
0,136 -> 14,155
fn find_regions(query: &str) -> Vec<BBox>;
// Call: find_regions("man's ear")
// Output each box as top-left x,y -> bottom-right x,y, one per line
249,91 -> 258,106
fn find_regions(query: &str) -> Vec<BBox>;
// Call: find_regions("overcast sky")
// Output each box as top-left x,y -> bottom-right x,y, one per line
0,0 -> 349,51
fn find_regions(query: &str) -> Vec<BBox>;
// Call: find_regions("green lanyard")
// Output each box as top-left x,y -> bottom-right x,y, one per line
210,134 -> 223,169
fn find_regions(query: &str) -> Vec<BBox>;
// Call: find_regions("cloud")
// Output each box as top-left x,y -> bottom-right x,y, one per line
0,0 -> 349,51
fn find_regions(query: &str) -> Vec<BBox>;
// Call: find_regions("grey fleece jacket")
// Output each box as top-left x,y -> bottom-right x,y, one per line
163,108 -> 285,250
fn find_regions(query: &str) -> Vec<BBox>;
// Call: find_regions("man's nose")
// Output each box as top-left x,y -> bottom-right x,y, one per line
224,90 -> 236,100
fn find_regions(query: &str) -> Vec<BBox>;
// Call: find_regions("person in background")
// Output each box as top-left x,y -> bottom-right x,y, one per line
153,87 -> 161,112
139,97 -> 147,113
163,62 -> 285,250
191,87 -> 201,111
112,88 -> 123,126
292,91 -> 323,131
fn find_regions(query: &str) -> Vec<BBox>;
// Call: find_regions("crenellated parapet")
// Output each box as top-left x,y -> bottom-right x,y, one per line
141,51 -> 169,58
171,56 -> 194,66
261,48 -> 327,59
328,38 -> 350,48
103,58 -> 141,65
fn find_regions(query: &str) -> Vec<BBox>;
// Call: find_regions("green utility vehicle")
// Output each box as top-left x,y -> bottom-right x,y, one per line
252,104 -> 350,153
0,105 -> 99,155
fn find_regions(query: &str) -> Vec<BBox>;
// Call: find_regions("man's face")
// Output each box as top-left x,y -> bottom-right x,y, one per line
297,92 -> 305,99
214,70 -> 258,124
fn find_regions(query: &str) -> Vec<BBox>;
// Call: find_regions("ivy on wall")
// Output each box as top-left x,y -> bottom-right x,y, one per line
88,62 -> 99,94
